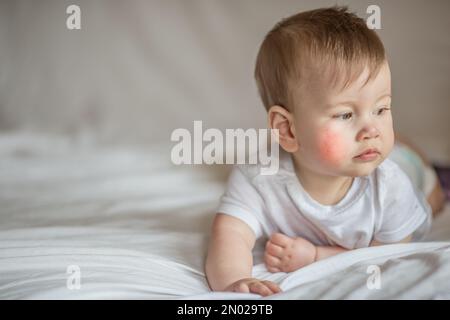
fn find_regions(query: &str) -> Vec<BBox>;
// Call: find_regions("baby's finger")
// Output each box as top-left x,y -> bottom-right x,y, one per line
269,233 -> 291,247
249,282 -> 272,297
267,266 -> 281,273
264,252 -> 281,267
262,281 -> 282,293
233,282 -> 250,294
265,241 -> 284,257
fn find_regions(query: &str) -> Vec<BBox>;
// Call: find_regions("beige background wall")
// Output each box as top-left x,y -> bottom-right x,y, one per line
0,0 -> 449,163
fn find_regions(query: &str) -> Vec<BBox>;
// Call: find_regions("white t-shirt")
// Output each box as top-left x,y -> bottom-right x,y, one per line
217,149 -> 432,249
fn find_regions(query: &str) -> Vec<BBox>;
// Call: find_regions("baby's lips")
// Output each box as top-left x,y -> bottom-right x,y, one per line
354,148 -> 380,158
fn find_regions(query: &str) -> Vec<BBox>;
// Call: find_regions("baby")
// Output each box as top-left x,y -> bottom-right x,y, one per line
205,6 -> 445,297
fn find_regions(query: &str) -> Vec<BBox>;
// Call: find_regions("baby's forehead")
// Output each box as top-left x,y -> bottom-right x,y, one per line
291,61 -> 390,107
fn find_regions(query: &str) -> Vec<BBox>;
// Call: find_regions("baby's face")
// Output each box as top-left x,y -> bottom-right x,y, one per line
293,61 -> 394,177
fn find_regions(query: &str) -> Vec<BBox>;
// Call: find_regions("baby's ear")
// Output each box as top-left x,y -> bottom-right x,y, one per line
268,105 -> 298,153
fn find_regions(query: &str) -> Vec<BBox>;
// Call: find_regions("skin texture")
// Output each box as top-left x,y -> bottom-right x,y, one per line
296,62 -> 394,180
225,278 -> 282,296
264,233 -> 317,273
269,61 -> 394,205
317,127 -> 347,168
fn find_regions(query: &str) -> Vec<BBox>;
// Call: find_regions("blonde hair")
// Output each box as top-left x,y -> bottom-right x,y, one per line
254,6 -> 386,112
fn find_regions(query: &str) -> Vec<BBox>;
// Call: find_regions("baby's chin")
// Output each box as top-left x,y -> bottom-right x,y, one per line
342,159 -> 384,177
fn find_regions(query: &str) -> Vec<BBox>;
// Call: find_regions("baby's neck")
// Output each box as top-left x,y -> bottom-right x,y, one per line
291,156 -> 354,206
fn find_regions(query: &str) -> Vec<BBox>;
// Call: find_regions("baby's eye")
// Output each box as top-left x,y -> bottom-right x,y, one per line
334,112 -> 353,120
376,107 -> 391,115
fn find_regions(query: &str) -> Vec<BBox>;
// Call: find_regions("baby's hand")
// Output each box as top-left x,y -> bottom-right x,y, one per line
264,233 -> 317,273
225,278 -> 282,297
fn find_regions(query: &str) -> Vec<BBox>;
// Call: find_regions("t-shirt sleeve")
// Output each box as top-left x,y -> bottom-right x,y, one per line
374,162 -> 432,243
217,165 -> 266,239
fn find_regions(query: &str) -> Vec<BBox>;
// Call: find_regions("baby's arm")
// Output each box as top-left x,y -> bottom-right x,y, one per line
316,234 -> 412,260
265,233 -> 347,272
318,234 -> 412,259
315,235 -> 412,261
205,213 -> 281,296
265,233 -> 413,273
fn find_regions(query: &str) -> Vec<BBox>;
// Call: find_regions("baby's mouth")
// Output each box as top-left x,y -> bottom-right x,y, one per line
353,148 -> 380,161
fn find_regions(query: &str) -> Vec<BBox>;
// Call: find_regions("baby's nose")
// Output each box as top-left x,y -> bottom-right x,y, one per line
357,126 -> 380,141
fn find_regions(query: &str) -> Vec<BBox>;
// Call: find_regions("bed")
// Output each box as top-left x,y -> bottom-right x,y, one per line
1,132 -> 450,299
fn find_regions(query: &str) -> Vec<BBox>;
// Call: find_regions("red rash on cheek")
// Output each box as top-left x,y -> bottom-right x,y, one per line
317,128 -> 346,166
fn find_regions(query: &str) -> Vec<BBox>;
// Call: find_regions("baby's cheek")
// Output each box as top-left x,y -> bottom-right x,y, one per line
317,128 -> 347,167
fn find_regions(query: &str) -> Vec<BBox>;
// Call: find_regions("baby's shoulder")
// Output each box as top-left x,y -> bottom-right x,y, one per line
376,158 -> 399,178
375,157 -> 407,181
233,163 -> 261,181
234,148 -> 294,180
373,157 -> 413,197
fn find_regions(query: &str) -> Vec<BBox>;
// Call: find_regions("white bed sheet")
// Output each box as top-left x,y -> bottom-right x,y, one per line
1,132 -> 450,299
